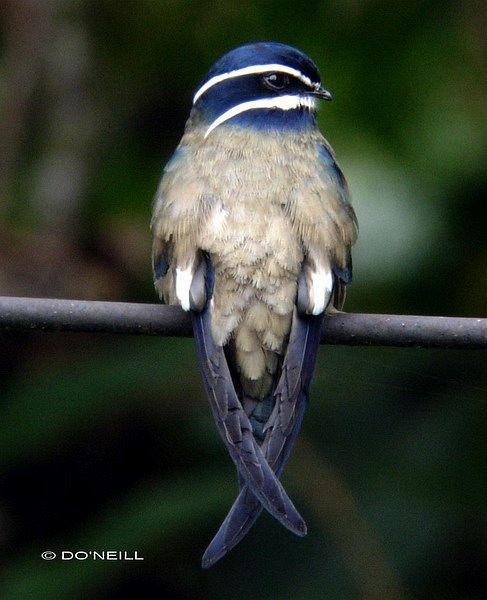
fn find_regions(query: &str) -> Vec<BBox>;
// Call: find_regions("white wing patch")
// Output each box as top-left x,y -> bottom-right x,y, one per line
309,266 -> 333,315
175,264 -> 195,311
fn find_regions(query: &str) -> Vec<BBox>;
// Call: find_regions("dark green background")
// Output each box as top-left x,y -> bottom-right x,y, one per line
0,1 -> 485,598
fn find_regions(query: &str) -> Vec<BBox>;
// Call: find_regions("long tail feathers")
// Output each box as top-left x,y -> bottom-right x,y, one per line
201,309 -> 325,567
192,307 -> 307,543
201,486 -> 262,568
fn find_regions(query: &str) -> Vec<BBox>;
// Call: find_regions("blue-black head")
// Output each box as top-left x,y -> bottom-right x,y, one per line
192,42 -> 332,136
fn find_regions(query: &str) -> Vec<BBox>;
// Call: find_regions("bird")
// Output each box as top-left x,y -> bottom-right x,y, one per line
151,41 -> 357,568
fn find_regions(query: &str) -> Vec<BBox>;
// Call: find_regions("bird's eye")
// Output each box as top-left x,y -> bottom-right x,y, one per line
262,72 -> 290,91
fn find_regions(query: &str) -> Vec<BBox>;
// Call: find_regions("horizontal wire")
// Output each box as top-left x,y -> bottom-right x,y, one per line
0,296 -> 485,349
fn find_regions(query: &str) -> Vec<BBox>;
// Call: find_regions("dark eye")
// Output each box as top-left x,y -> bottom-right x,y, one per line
262,72 -> 290,91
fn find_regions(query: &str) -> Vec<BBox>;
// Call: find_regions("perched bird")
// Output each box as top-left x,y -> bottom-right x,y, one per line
151,42 -> 357,567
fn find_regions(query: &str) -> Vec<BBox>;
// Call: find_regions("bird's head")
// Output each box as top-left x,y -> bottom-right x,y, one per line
191,42 -> 332,137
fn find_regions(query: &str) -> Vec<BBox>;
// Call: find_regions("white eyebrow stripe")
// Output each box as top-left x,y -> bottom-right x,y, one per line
193,63 -> 319,104
204,94 -> 316,138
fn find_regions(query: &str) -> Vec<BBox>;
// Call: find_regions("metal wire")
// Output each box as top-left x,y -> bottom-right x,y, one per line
1,296 -> 485,348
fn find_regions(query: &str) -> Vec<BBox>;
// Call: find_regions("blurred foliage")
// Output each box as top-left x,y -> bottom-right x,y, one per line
0,0 -> 486,598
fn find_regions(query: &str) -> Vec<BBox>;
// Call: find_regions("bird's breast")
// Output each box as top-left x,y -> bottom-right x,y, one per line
196,127 -> 318,282
191,129 -> 321,396
198,137 -> 305,318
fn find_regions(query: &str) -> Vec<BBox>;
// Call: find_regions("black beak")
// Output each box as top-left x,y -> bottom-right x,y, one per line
311,86 -> 333,101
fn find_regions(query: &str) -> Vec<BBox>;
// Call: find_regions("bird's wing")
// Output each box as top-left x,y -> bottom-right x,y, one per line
263,310 -> 324,471
317,142 -> 357,311
151,146 -> 207,306
201,308 -> 323,567
192,271 -> 307,540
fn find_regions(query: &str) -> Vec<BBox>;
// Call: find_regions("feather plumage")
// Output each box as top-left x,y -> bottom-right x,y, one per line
192,300 -> 307,538
202,308 -> 324,567
150,42 -> 358,568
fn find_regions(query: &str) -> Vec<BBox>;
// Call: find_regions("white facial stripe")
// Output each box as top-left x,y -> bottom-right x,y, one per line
193,63 -> 320,104
204,94 -> 316,138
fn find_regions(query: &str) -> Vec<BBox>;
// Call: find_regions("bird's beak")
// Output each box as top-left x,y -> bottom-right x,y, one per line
311,86 -> 333,101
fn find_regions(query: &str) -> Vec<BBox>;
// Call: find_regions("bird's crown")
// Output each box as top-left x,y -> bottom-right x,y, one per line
192,42 -> 331,137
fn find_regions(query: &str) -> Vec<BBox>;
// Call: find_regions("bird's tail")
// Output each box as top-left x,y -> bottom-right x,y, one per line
192,305 -> 307,544
201,309 -> 324,568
